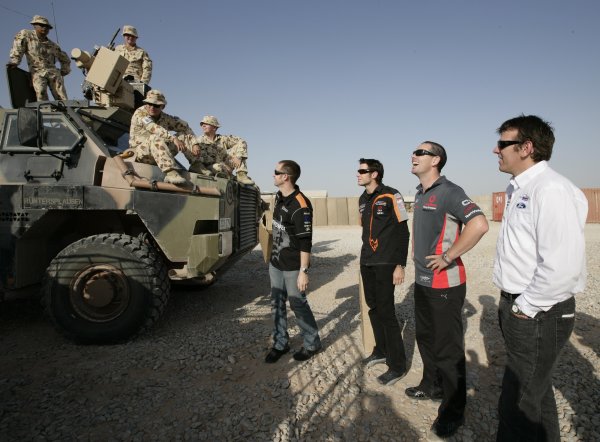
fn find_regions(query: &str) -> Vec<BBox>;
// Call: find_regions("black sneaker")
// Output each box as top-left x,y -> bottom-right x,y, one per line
362,352 -> 386,368
377,369 -> 407,386
293,346 -> 321,361
264,345 -> 290,363
405,386 -> 443,401
432,415 -> 464,438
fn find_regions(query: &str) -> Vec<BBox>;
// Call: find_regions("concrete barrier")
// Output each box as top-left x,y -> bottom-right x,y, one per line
262,194 -> 497,226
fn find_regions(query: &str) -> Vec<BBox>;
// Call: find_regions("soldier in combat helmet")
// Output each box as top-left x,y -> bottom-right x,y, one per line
114,25 -> 153,86
195,115 -> 254,184
7,15 -> 71,101
129,89 -> 201,184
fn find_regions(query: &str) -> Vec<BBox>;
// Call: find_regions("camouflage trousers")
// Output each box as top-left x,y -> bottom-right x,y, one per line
227,146 -> 248,173
133,134 -> 199,172
32,69 -> 68,101
234,158 -> 249,174
189,160 -> 233,178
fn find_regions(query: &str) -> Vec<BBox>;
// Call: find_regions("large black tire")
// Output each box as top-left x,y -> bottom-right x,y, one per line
42,233 -> 170,344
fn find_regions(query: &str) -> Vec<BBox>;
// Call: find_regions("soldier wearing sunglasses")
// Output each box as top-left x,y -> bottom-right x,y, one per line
409,142 -> 489,438
7,15 -> 71,100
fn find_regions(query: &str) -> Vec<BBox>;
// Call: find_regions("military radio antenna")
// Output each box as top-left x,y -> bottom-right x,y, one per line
51,1 -> 60,45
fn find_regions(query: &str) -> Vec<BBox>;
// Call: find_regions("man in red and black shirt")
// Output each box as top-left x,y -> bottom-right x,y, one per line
358,158 -> 410,386
265,160 -> 321,364
409,141 -> 488,438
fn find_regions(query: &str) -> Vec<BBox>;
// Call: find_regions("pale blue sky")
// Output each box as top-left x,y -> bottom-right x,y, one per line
2,0 -> 598,196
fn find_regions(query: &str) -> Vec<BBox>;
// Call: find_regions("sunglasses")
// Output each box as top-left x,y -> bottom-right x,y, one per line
412,149 -> 437,157
497,140 -> 523,150
147,103 -> 162,108
357,169 -> 375,174
274,170 -> 286,175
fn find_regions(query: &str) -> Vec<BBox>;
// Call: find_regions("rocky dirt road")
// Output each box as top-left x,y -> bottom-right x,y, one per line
1,223 -> 599,441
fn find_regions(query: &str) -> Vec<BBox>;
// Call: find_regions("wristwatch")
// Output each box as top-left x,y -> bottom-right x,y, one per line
301,267 -> 309,274
511,303 -> 528,317
441,252 -> 452,265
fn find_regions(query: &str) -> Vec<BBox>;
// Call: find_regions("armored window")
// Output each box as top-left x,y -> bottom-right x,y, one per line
1,112 -> 80,153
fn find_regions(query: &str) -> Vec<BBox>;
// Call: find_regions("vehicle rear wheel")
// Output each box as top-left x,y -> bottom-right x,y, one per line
42,233 -> 170,344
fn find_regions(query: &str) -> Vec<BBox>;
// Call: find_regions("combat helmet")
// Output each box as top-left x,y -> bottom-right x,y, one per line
144,90 -> 167,106
122,25 -> 138,37
30,15 -> 53,29
201,115 -> 220,128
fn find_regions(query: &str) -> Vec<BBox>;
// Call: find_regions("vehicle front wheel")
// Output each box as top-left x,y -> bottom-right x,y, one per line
42,233 -> 170,344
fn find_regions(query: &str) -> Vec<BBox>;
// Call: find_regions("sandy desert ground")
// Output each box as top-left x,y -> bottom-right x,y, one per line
1,221 -> 598,441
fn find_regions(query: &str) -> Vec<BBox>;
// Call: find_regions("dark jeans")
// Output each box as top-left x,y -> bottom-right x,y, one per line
414,283 -> 466,422
269,264 -> 321,351
360,264 -> 407,373
497,294 -> 575,442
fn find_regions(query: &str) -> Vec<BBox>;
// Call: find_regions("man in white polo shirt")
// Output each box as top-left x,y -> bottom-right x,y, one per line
493,114 -> 588,441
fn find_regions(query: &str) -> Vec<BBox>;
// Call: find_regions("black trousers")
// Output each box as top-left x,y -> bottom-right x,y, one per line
360,264 -> 407,373
414,282 -> 466,422
496,294 -> 574,442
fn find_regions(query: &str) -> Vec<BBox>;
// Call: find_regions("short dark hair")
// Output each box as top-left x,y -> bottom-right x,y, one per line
422,141 -> 447,171
359,158 -> 384,183
497,114 -> 555,162
278,160 -> 301,184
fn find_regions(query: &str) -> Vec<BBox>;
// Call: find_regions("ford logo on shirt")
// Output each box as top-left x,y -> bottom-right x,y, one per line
516,202 -> 527,209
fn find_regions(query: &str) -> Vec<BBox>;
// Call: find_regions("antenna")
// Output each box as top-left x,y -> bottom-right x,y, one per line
51,1 -> 60,45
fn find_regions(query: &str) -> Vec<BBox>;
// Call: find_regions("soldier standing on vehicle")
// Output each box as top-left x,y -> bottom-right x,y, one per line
193,116 -> 254,184
114,25 -> 152,85
129,89 -> 200,185
7,15 -> 71,101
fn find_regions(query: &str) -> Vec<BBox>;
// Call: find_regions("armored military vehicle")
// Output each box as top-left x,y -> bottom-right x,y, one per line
0,45 -> 265,344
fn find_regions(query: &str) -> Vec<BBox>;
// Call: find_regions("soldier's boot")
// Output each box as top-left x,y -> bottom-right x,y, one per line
164,169 -> 187,185
236,171 -> 254,185
189,162 -> 212,176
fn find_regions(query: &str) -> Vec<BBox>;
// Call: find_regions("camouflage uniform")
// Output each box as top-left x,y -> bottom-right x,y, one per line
8,29 -> 70,100
195,134 -> 249,174
129,106 -> 198,172
114,45 -> 152,83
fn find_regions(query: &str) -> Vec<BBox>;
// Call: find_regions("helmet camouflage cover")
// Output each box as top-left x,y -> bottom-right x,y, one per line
30,15 -> 53,29
201,115 -> 220,128
143,89 -> 167,106
122,25 -> 138,37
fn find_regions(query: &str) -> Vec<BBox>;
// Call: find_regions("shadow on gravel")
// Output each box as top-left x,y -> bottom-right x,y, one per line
464,293 -> 504,438
395,283 -> 417,370
554,311 -> 600,441
469,295 -> 600,441
284,280 -> 421,440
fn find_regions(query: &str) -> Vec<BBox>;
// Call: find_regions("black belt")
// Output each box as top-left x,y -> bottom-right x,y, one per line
501,290 -> 521,301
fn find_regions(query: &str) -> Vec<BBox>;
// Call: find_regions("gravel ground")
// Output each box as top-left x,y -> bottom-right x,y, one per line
1,221 -> 599,441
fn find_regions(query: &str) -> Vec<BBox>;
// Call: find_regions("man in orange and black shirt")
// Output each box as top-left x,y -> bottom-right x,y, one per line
358,158 -> 410,386
265,160 -> 322,364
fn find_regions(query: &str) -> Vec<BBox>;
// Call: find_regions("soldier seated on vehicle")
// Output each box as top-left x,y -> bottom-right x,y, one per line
129,89 -> 200,185
190,115 -> 254,185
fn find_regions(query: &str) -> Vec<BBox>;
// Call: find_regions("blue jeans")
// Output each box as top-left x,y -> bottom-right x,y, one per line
497,294 -> 575,442
269,264 -> 321,351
